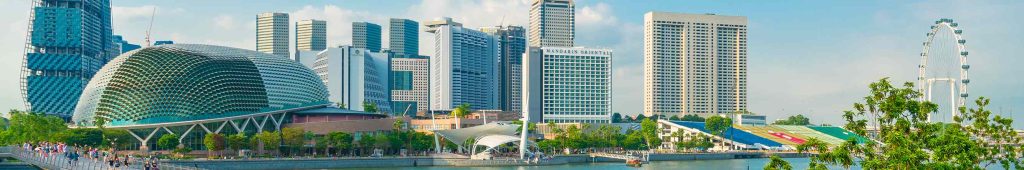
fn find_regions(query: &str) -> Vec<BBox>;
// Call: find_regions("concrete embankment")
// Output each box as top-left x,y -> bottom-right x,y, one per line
164,152 -> 809,170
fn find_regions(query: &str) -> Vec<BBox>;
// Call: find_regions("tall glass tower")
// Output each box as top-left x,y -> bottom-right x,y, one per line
528,0 -> 574,47
352,22 -> 381,52
21,0 -> 115,120
481,26 -> 527,113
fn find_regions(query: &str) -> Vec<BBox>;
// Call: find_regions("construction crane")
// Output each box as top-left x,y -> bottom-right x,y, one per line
144,7 -> 156,47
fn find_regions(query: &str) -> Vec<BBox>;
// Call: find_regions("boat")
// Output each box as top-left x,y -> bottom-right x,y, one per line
626,159 -> 643,167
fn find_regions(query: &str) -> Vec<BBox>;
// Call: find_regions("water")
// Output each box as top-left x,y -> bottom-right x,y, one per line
350,158 -> 862,170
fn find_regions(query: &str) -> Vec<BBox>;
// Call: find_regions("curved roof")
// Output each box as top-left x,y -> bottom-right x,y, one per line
72,44 -> 329,127
434,122 -> 521,147
292,107 -> 386,118
668,121 -> 784,147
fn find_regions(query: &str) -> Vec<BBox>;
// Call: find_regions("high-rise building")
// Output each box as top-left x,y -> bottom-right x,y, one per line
523,46 -> 612,123
295,19 -> 326,55
304,46 -> 393,114
643,12 -> 748,117
389,18 -> 419,58
257,12 -> 289,57
528,0 -> 575,47
153,40 -> 174,46
390,56 -> 429,116
353,22 -> 382,52
21,0 -> 115,119
112,35 -> 141,54
426,17 -> 499,111
481,26 -> 526,113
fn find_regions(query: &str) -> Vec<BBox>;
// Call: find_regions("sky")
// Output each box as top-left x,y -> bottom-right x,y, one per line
0,0 -> 1021,128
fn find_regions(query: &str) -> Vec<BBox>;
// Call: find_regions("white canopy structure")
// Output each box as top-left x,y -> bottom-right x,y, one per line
469,135 -> 538,160
433,122 -> 521,147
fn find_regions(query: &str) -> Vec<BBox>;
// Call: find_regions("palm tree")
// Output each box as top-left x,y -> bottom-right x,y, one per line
452,103 -> 471,129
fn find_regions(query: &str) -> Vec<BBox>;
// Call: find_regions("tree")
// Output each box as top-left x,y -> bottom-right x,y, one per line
639,118 -> 662,150
362,101 -> 378,113
773,114 -> 811,125
57,128 -> 104,147
764,155 -> 793,170
2,110 -> 67,144
281,127 -> 305,155
681,114 -> 705,122
203,133 -> 226,158
705,115 -> 732,150
787,78 -> 1024,169
510,120 -> 537,133
227,134 -> 248,152
611,113 -> 623,123
410,132 -> 434,154
157,134 -> 180,150
326,132 -> 353,156
102,129 -> 133,150
635,114 -> 647,123
252,131 -> 280,155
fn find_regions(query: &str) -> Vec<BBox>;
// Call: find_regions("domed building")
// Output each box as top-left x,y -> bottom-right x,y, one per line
72,44 -> 330,127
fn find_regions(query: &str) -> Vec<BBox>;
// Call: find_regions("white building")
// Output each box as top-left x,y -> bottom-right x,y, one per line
426,17 -> 499,111
643,12 -> 748,117
391,57 -> 429,116
305,46 -> 393,114
257,12 -> 290,57
523,46 -> 612,123
528,0 -> 575,47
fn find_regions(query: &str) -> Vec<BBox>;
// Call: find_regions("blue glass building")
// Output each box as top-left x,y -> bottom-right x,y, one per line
22,0 -> 115,120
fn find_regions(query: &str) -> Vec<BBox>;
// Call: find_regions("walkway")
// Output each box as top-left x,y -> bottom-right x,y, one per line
0,146 -> 199,170
589,152 -> 648,161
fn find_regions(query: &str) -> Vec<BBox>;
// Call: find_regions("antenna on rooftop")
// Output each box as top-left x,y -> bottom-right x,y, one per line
145,7 -> 156,47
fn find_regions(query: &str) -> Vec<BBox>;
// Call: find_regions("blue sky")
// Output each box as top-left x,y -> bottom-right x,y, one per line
0,0 -> 1021,128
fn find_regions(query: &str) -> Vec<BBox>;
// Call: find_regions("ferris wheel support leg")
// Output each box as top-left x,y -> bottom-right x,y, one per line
949,81 -> 956,120
926,81 -> 934,122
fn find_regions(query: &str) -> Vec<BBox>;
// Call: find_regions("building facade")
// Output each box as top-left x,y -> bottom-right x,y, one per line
22,0 -> 115,119
390,57 -> 429,116
257,12 -> 290,57
295,19 -> 326,55
481,26 -> 526,113
523,47 -> 612,123
307,46 -> 393,114
153,40 -> 174,46
528,0 -> 575,47
643,12 -> 748,117
353,22 -> 382,52
112,35 -> 141,54
426,17 -> 499,111
389,18 -> 419,58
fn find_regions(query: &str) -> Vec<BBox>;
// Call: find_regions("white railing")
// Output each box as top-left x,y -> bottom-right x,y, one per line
1,146 -> 200,170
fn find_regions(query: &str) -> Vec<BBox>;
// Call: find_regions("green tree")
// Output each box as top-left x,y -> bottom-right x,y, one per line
669,115 -> 681,121
251,131 -> 280,155
510,120 -> 537,133
611,113 -> 623,123
705,115 -> 732,149
764,155 -> 793,170
157,134 -> 180,150
203,133 -> 226,158
2,110 -> 67,144
411,132 -> 434,154
773,114 -> 811,125
639,118 -> 662,150
635,114 -> 647,123
362,101 -> 378,113
227,134 -> 248,151
102,129 -> 133,150
326,132 -> 353,156
281,127 -> 305,155
621,130 -> 646,150
57,128 -> 104,147
680,114 -> 705,122
537,139 -> 560,154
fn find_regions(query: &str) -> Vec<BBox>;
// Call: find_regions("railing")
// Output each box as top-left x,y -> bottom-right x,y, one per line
589,152 -> 648,161
0,146 -> 201,170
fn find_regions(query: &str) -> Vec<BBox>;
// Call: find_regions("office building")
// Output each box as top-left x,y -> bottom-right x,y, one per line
305,46 -> 393,114
426,17 -> 499,111
391,56 -> 429,116
481,26 -> 526,113
523,46 -> 612,123
112,35 -> 141,54
257,12 -> 289,57
389,18 -> 419,58
353,22 -> 382,52
643,12 -> 748,117
528,0 -> 575,47
22,0 -> 115,119
296,19 -> 327,55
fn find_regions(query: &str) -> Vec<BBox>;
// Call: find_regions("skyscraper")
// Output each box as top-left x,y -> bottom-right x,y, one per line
528,0 -> 575,47
523,46 -> 613,123
112,35 -> 141,54
22,0 -> 115,119
353,22 -> 382,52
481,26 -> 527,113
305,46 -> 393,114
426,17 -> 499,111
389,18 -> 419,58
295,19 -> 326,54
257,12 -> 289,57
643,12 -> 748,117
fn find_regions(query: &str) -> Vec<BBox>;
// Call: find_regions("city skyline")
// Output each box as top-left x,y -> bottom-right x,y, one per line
0,0 -> 1022,128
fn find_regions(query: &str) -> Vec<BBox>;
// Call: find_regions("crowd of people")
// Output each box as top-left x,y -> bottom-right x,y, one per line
19,142 -> 166,170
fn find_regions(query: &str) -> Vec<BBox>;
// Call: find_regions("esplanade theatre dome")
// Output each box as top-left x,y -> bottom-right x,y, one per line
72,44 -> 329,127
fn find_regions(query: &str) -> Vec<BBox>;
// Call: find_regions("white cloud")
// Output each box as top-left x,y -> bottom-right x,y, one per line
212,15 -> 237,30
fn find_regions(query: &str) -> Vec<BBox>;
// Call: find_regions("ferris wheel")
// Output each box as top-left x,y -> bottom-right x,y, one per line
918,18 -> 970,122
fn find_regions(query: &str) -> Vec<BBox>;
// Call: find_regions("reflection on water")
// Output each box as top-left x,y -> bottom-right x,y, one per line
346,158 -> 859,170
